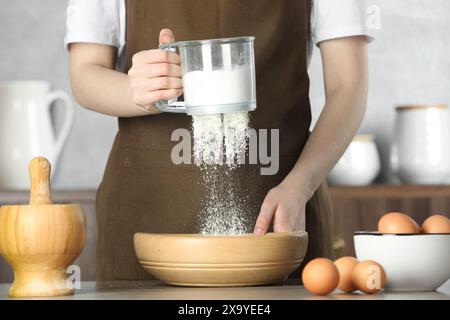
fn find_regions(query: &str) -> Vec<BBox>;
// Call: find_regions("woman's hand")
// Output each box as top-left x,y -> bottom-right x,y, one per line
128,29 -> 183,112
253,181 -> 308,235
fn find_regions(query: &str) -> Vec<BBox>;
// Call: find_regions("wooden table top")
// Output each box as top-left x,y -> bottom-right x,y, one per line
0,280 -> 449,300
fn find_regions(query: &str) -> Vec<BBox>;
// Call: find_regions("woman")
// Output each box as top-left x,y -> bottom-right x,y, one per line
66,0 -> 371,281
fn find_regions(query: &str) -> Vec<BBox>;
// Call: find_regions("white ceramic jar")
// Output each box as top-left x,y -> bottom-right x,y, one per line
328,134 -> 381,186
391,104 -> 450,184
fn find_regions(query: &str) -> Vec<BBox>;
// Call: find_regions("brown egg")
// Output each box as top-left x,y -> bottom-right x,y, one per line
378,212 -> 420,234
334,256 -> 359,292
422,215 -> 450,233
302,258 -> 340,295
352,260 -> 387,294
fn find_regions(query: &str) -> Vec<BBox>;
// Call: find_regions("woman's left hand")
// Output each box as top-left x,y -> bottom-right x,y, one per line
253,182 -> 308,235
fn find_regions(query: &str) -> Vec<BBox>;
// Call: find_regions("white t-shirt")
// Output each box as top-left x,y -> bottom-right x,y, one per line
65,0 -> 373,67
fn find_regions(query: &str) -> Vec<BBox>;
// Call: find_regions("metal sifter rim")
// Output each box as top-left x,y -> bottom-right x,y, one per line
174,36 -> 255,47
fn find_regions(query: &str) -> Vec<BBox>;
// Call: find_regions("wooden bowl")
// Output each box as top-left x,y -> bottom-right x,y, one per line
134,232 -> 308,287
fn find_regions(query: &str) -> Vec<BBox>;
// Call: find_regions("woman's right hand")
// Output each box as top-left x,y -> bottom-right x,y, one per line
128,29 -> 182,112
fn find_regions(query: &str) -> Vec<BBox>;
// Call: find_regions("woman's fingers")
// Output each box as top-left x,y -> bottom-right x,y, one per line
133,88 -> 183,109
132,49 -> 180,65
130,63 -> 182,78
159,28 -> 175,46
254,191 -> 278,235
132,77 -> 183,92
128,29 -> 180,110
272,200 -> 306,232
273,207 -> 295,232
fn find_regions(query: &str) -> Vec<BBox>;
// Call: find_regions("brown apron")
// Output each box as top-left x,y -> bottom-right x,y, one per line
96,0 -> 335,281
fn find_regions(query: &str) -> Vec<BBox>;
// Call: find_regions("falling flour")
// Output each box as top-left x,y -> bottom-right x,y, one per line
192,112 -> 250,235
224,112 -> 249,166
197,167 -> 249,236
192,114 -> 223,165
192,112 -> 249,166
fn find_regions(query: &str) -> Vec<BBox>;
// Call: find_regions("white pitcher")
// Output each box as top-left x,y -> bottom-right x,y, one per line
0,81 -> 74,190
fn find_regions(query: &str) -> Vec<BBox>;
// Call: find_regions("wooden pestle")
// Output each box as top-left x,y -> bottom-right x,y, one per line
29,157 -> 52,205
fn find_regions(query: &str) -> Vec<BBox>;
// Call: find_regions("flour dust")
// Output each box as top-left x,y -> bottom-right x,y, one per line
192,112 -> 251,235
197,166 -> 250,236
192,112 -> 249,166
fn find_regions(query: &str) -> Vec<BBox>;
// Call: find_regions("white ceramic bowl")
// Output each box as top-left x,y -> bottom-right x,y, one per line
354,232 -> 450,291
328,134 -> 381,186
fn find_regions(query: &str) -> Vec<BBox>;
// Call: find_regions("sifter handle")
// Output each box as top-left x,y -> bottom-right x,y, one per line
154,42 -> 186,113
29,157 -> 53,205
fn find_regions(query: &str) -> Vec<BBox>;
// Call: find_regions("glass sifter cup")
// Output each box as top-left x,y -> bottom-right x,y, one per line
155,36 -> 256,115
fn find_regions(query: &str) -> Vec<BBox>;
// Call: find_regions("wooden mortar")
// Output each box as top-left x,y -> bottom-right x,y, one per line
0,157 -> 86,297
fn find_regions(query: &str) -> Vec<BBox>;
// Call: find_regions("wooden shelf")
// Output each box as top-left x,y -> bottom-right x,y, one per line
330,184 -> 450,257
330,184 -> 450,198
0,190 -> 96,204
